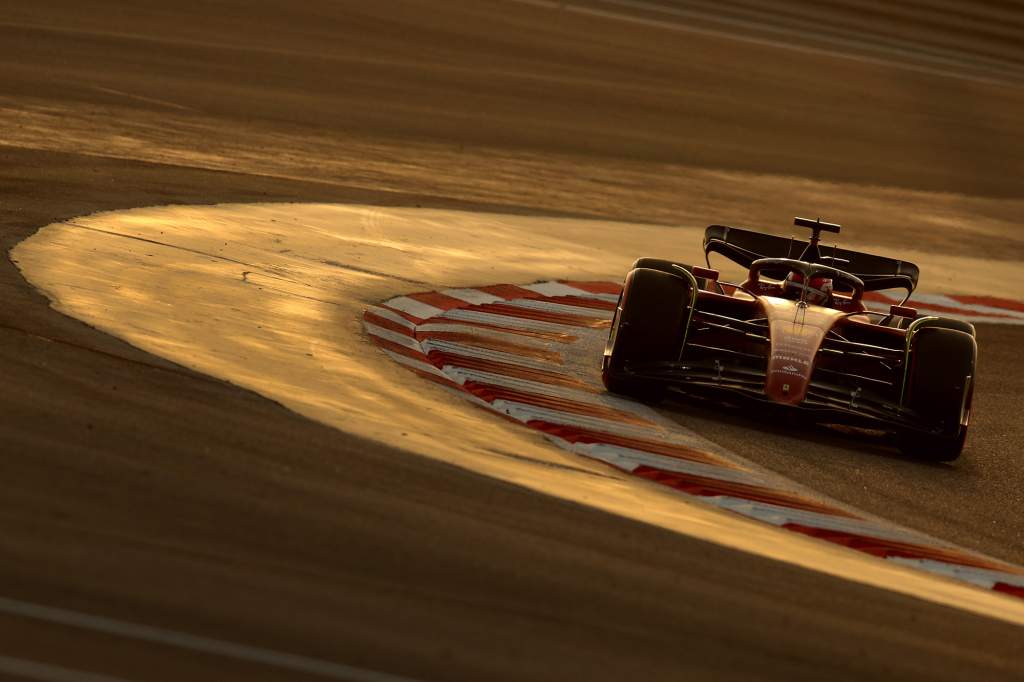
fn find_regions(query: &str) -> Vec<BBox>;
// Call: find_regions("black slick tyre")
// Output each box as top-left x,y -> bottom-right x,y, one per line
602,267 -> 693,402
630,258 -> 706,289
898,327 -> 976,462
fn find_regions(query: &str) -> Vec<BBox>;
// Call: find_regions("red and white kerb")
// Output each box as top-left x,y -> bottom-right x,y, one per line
364,280 -> 1024,601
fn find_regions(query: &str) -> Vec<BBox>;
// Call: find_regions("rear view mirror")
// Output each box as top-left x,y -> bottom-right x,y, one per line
692,266 -> 719,281
890,305 -> 917,319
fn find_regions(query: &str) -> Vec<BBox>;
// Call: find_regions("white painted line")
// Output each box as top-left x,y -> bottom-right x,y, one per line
561,444 -> 953,547
484,397 -> 721,447
950,316 -> 1024,325
439,288 -> 505,305
520,281 -> 621,303
707,497 -> 944,547
866,292 -> 1024,322
504,298 -> 614,318
419,338 -> 564,371
913,294 -> 1024,319
364,322 -> 422,351
445,366 -> 622,405
0,655 -> 131,682
382,349 -> 451,379
365,305 -> 417,330
88,84 -> 195,111
888,558 -> 1024,589
861,308 -> 1019,325
443,308 -> 589,332
416,322 -> 555,347
573,441 -> 762,483
955,301 -> 1024,317
492,400 -> 674,439
520,281 -> 594,298
0,596 -> 424,682
382,296 -> 445,320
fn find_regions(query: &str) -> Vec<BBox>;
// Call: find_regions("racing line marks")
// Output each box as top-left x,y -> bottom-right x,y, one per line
364,282 -> 1024,600
0,596 -> 425,682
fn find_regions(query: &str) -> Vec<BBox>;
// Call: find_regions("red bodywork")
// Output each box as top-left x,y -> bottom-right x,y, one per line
676,277 -> 909,416
760,297 -> 847,405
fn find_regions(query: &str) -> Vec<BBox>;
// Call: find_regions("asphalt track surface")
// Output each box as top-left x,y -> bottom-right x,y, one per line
2,1 -> 1024,680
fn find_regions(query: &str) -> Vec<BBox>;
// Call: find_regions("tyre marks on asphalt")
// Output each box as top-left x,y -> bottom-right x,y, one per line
0,596 -> 426,682
365,280 -> 1024,601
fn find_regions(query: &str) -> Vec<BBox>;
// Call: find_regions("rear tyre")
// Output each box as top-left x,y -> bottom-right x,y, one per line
603,267 -> 693,402
897,327 -> 976,462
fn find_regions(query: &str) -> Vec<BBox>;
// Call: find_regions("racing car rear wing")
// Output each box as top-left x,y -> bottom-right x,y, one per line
703,225 -> 919,297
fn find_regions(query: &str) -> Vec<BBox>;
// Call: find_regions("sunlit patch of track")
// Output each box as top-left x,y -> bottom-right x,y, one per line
366,280 -> 1024,599
15,202 -> 1024,624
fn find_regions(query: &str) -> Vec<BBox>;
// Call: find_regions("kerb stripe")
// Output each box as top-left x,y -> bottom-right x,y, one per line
366,279 -> 1024,602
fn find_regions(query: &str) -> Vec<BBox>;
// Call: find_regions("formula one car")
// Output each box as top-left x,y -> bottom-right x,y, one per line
602,217 -> 976,461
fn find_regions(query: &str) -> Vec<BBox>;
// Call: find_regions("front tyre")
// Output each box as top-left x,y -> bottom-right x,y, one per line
630,258 -> 707,289
897,327 -> 976,462
602,267 -> 693,402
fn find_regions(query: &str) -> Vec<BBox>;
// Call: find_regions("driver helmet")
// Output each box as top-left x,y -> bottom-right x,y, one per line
783,271 -> 833,304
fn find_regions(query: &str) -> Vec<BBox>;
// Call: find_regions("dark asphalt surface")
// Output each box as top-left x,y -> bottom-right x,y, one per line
2,1 -> 1024,680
